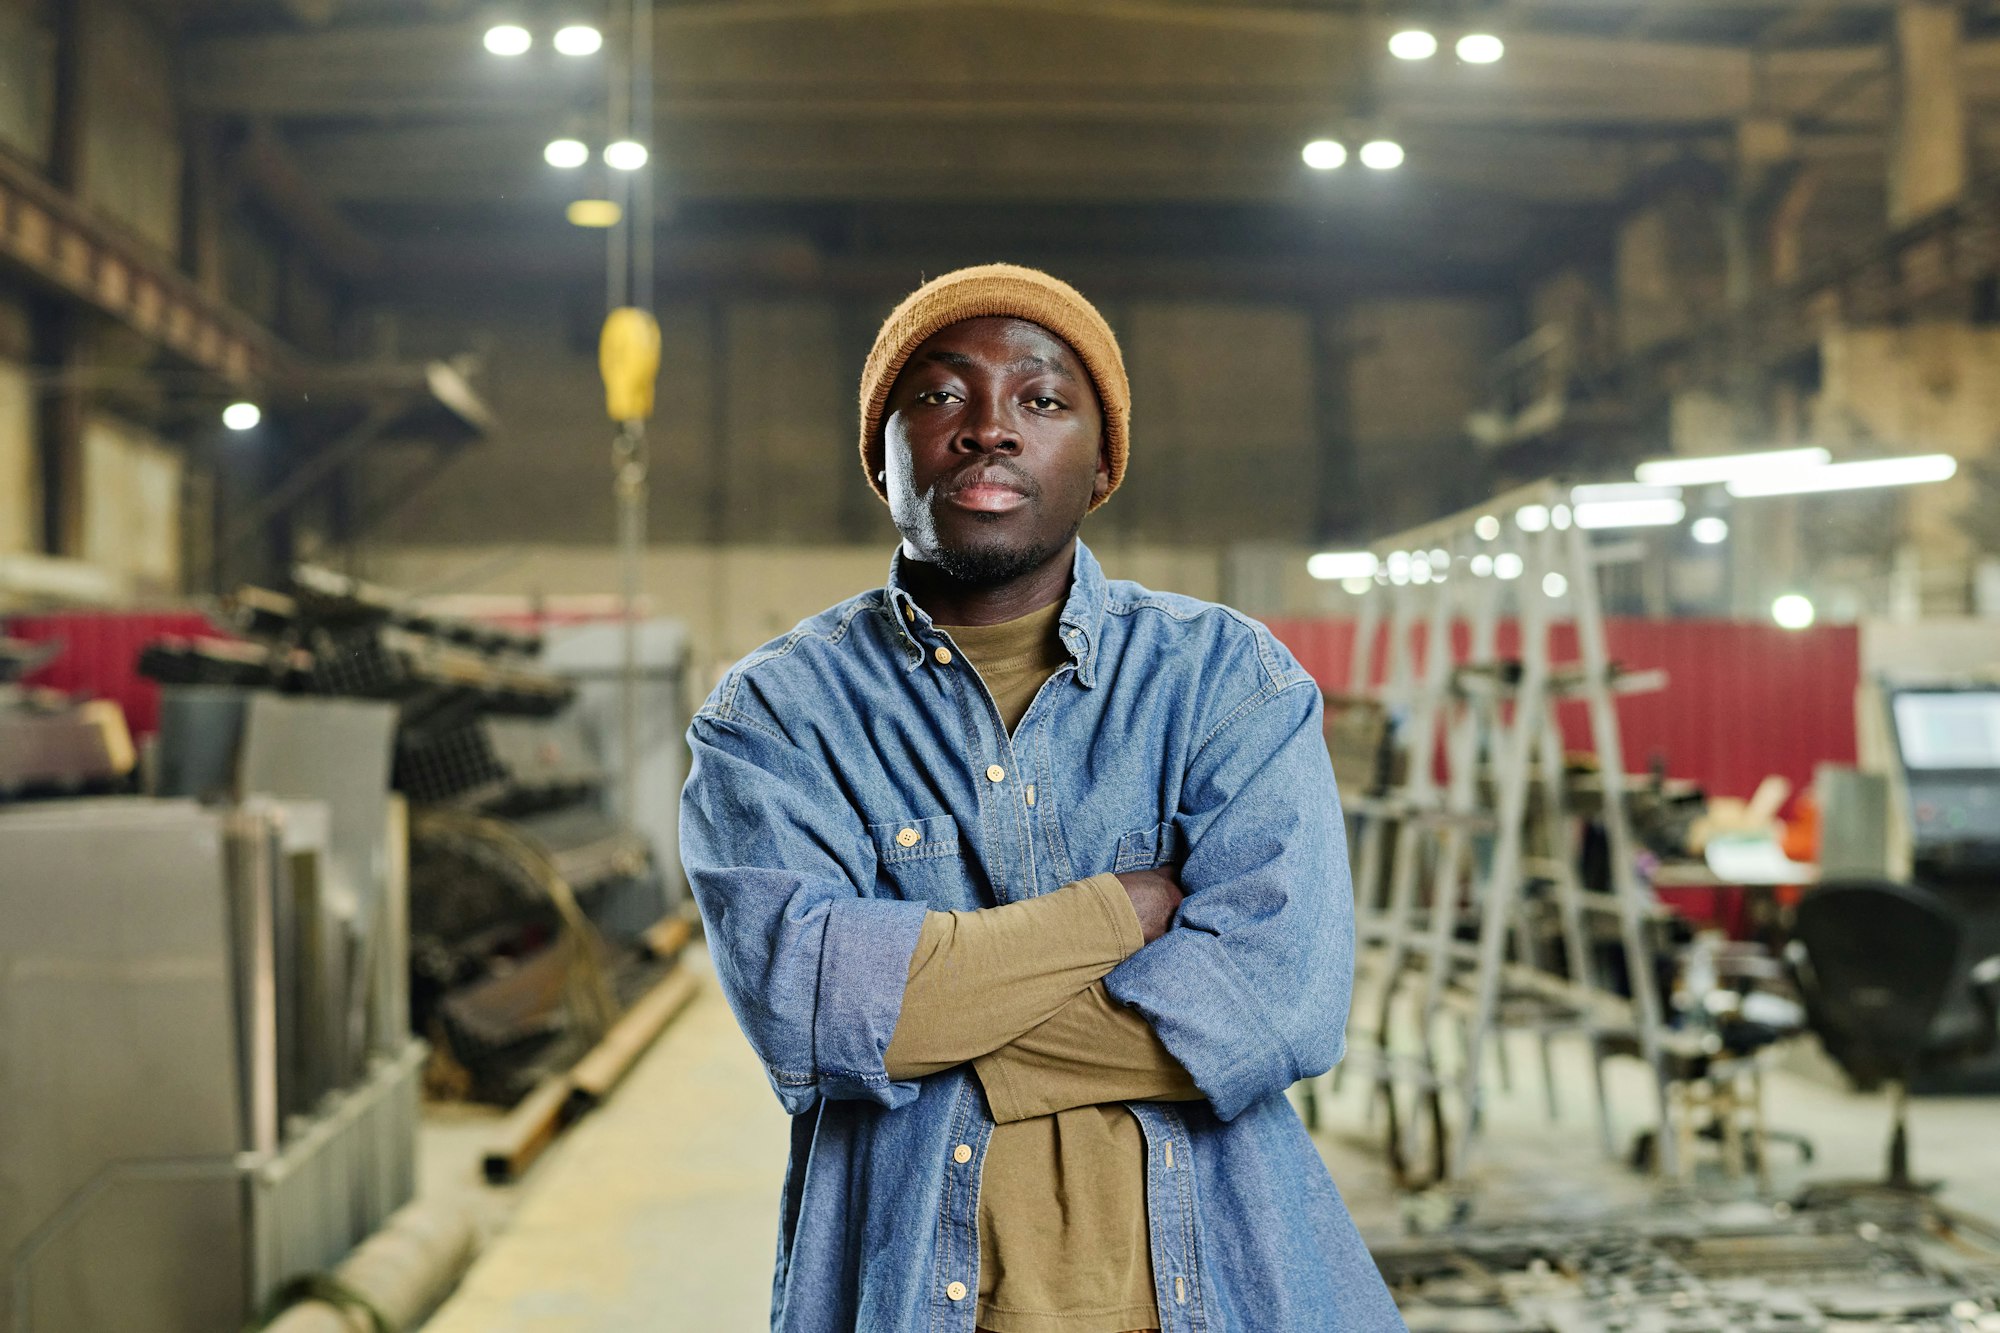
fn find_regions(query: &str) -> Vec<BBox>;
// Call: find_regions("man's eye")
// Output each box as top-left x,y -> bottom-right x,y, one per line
1028,396 -> 1064,411
915,390 -> 960,406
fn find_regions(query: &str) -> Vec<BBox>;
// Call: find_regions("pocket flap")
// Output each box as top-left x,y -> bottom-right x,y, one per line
869,814 -> 960,864
1113,820 -> 1181,873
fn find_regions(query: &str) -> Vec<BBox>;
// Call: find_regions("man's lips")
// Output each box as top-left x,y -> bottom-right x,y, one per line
947,482 -> 1029,512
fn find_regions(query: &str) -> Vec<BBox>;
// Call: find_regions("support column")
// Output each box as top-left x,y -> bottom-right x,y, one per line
1888,0 -> 1966,227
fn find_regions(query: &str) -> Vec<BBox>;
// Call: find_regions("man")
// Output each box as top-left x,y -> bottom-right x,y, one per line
681,264 -> 1404,1332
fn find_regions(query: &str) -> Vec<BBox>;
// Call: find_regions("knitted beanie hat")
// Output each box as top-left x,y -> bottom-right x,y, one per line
857,264 -> 1130,511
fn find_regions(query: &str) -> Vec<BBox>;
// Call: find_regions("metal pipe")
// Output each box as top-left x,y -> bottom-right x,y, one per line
260,1202 -> 477,1333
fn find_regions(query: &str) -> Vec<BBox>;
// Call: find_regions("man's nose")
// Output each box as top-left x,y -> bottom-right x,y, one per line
956,395 -> 1020,453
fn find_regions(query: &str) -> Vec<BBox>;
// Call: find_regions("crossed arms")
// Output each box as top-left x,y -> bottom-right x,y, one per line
679,675 -> 1355,1122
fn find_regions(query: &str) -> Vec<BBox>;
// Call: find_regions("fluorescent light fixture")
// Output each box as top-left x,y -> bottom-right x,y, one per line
566,198 -> 622,227
1474,514 -> 1500,541
1691,516 -> 1729,545
1635,446 -> 1831,487
1772,594 -> 1815,630
1543,572 -> 1568,598
1341,576 -> 1373,595
1572,482 -> 1682,504
1469,553 -> 1494,577
544,138 -> 589,168
483,24 -> 532,55
553,24 -> 603,55
1494,552 -> 1524,580
1307,551 -> 1378,581
1388,28 -> 1438,59
1551,504 -> 1572,530
1302,139 -> 1347,170
1574,498 -> 1687,530
1359,139 -> 1405,170
1456,33 -> 1504,63
1727,454 -> 1958,497
1515,504 -> 1550,532
222,402 -> 261,431
604,140 -> 649,171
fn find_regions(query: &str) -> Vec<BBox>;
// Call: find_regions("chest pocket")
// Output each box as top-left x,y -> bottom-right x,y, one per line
1113,820 -> 1182,873
866,814 -> 963,899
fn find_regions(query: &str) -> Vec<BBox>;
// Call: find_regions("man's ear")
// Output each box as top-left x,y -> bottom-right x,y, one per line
1092,436 -> 1112,501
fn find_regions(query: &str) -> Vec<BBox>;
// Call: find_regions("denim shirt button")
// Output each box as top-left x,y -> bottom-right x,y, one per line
952,1143 -> 972,1164
934,646 -> 953,665
985,764 -> 1006,783
946,1281 -> 968,1302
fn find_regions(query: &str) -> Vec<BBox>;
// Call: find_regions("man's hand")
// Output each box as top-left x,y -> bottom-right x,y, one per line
1115,866 -> 1184,944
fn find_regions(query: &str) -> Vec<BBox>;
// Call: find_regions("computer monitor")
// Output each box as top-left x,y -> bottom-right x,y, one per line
1893,690 -> 2000,771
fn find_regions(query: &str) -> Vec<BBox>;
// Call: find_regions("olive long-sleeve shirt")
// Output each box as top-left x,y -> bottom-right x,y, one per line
882,601 -> 1201,1333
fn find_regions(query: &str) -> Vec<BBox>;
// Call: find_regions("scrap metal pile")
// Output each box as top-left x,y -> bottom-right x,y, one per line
142,566 -> 672,1104
1379,1192 -> 2000,1332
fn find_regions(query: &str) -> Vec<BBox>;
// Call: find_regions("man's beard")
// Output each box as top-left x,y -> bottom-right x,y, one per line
930,515 -> 1079,588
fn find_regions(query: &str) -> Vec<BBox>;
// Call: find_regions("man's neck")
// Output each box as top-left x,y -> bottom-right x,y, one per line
900,538 -> 1075,627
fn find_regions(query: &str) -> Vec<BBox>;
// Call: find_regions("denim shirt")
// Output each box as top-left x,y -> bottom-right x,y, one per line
680,542 -> 1406,1332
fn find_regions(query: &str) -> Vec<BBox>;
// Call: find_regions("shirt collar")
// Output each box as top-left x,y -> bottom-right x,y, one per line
883,540 -> 1106,687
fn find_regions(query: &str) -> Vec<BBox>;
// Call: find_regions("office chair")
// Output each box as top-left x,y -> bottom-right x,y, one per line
1787,879 -> 2000,1190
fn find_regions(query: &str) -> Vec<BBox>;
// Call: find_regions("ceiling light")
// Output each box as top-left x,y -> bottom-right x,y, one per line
1302,139 -> 1347,170
1726,454 -> 1958,497
1573,481 -> 1682,504
1428,548 -> 1449,567
553,23 -> 602,56
483,24 -> 532,55
1359,139 -> 1405,170
1308,551 -> 1378,581
544,138 -> 589,168
1772,594 -> 1815,630
1342,576 -> 1373,595
1456,33 -> 1504,63
1635,446 -> 1832,487
1551,503 -> 1572,530
1494,552 -> 1524,581
1474,514 -> 1500,541
1515,504 -> 1549,532
1691,516 -> 1729,545
222,402 -> 261,431
1574,498 -> 1686,530
1389,28 -> 1438,59
566,198 -> 622,228
1470,553 -> 1494,577
1543,572 -> 1568,598
604,140 -> 649,171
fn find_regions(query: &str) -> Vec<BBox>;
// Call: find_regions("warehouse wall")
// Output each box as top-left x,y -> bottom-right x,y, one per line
79,413 -> 182,596
0,0 -> 54,167
360,282 -> 1496,557
83,0 -> 181,255
0,359 -> 32,553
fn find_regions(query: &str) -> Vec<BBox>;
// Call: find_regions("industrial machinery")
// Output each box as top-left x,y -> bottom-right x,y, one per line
0,636 -> 135,798
142,566 -> 673,1104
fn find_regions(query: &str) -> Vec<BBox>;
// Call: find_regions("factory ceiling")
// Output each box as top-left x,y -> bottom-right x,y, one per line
154,0 -> 2000,291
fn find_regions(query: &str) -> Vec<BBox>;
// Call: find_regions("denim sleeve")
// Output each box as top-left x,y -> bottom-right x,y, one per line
1103,679 -> 1354,1122
680,713 -> 931,1115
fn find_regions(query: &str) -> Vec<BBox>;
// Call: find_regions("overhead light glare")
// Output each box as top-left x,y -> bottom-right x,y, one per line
1456,33 -> 1504,63
1515,504 -> 1550,532
1302,139 -> 1348,170
1574,498 -> 1686,530
1691,516 -> 1729,545
1494,552 -> 1525,581
553,24 -> 603,56
1543,572 -> 1569,598
1341,576 -> 1373,595
1573,482 -> 1682,505
1635,446 -> 1832,487
1307,550 -> 1379,581
1772,594 -> 1816,630
1469,553 -> 1494,577
1388,28 -> 1438,59
1474,514 -> 1500,541
604,139 -> 649,171
1359,139 -> 1405,170
544,137 -> 589,168
222,402 -> 261,431
483,23 -> 532,55
1727,454 -> 1958,497
566,198 -> 623,228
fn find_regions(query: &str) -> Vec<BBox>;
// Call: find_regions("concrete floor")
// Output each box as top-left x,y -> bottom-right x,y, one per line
415,946 -> 2000,1331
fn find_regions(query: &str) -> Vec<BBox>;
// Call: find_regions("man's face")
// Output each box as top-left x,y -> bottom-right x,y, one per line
883,316 -> 1109,586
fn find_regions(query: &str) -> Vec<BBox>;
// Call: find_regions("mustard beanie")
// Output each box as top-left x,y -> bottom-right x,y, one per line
857,263 -> 1130,511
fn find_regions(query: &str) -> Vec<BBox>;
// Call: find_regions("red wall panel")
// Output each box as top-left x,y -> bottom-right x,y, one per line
1267,615 -> 1860,808
7,612 -> 225,738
